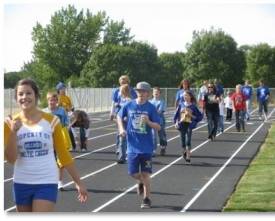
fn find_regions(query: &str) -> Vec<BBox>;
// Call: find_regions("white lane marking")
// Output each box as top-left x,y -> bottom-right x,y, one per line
180,107 -> 275,212
180,123 -> 265,212
4,107 -> 262,211
92,123 -> 241,212
5,123 -> 208,212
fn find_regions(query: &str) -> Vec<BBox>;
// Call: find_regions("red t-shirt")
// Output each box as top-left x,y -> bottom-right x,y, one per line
231,92 -> 246,111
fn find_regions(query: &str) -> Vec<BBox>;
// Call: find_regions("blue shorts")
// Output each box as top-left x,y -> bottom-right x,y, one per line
127,153 -> 152,175
13,183 -> 58,206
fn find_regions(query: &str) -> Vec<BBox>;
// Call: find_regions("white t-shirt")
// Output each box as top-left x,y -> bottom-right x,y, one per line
219,99 -> 225,116
4,113 -> 73,184
224,96 -> 233,109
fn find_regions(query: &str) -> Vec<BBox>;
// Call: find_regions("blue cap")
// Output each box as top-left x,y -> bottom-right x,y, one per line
56,82 -> 66,91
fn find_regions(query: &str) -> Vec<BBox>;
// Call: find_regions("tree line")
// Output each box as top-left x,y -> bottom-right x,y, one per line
4,5 -> 275,91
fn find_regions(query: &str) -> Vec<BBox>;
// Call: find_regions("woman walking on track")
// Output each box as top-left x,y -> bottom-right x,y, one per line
175,79 -> 196,108
203,82 -> 221,141
4,79 -> 88,212
174,91 -> 203,164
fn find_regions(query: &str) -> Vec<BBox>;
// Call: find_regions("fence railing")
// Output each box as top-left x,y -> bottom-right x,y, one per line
4,88 -> 275,117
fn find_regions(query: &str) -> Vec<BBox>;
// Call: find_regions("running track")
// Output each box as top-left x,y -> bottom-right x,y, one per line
4,107 -> 275,212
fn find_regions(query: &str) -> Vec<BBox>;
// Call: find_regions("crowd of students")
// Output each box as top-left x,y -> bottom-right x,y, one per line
4,76 -> 271,211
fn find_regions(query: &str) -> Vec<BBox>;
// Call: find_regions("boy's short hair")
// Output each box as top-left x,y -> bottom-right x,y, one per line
153,87 -> 161,92
47,91 -> 58,100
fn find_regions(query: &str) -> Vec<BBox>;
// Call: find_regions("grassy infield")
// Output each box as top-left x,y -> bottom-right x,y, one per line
223,123 -> 275,212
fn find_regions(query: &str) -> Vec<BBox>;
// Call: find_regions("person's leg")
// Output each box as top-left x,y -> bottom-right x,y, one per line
79,127 -> 87,151
206,112 -> 213,137
226,108 -> 230,121
263,100 -> 268,120
140,172 -> 151,199
258,101 -> 263,119
235,110 -> 240,131
16,205 -> 32,212
152,129 -> 158,155
68,127 -> 76,151
158,117 -> 167,147
220,115 -> 224,132
229,109 -> 232,121
58,167 -> 65,190
186,128 -> 193,160
212,113 -> 219,138
32,200 -> 55,212
240,110 -> 246,131
180,124 -> 188,152
246,99 -> 251,120
117,136 -> 127,163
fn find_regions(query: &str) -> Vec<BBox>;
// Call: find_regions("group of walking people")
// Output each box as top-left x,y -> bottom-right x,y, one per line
4,76 -> 271,211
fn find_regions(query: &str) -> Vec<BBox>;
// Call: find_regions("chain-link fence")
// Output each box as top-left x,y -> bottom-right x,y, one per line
4,87 -> 275,117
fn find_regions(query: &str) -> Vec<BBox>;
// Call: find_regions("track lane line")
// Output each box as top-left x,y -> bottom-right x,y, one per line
180,107 -> 275,212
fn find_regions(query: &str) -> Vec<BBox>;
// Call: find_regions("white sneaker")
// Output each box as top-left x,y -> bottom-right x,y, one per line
58,181 -> 64,190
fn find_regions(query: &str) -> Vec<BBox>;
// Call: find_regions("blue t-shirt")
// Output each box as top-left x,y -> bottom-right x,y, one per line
149,98 -> 166,114
118,99 -> 160,154
257,86 -> 270,102
43,107 -> 68,127
215,83 -> 224,96
242,85 -> 253,99
111,86 -> 137,113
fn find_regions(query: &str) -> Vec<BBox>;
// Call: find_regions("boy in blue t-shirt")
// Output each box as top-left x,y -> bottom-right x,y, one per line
256,80 -> 270,120
117,81 -> 160,209
149,87 -> 168,156
242,80 -> 253,121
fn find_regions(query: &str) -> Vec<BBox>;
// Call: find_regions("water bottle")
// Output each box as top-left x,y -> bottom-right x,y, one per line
139,115 -> 146,133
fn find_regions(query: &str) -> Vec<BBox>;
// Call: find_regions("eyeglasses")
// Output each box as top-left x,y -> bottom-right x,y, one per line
208,86 -> 214,88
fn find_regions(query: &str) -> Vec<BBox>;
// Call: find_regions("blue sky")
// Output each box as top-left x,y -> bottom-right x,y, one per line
2,0 -> 275,72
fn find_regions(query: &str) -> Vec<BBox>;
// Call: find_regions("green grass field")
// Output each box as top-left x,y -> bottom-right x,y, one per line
223,123 -> 275,212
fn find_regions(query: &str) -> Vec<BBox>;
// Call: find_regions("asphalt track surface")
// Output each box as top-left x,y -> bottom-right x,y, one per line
4,106 -> 275,212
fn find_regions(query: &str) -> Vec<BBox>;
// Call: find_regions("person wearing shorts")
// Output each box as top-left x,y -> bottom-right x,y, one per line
117,81 -> 160,209
4,79 -> 88,212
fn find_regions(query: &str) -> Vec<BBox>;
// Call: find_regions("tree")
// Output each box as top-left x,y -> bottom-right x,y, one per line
158,52 -> 185,87
21,60 -> 57,89
246,44 -> 275,87
32,5 -> 107,82
184,28 -> 246,87
4,72 -> 27,88
81,41 -> 160,87
103,19 -> 134,45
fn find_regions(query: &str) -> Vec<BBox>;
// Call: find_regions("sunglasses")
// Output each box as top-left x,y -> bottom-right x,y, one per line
208,86 -> 214,88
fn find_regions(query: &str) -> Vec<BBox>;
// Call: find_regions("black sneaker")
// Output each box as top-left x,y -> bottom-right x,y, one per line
117,159 -> 125,164
160,148 -> 166,156
186,158 -> 191,164
141,197 -> 151,209
183,151 -> 187,160
208,135 -> 214,141
137,183 -> 144,195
